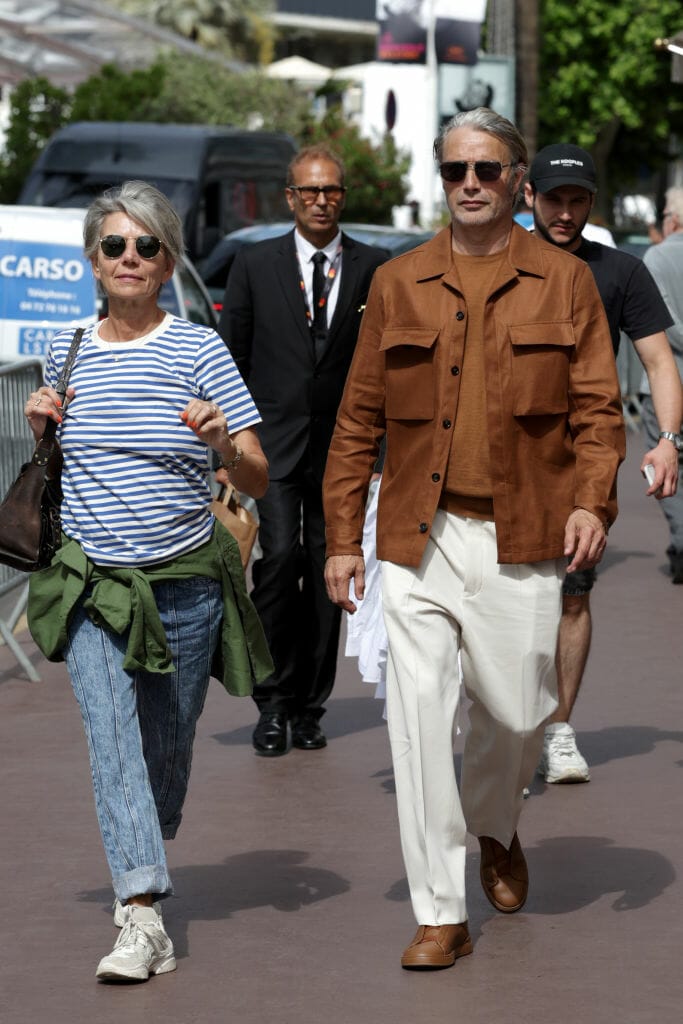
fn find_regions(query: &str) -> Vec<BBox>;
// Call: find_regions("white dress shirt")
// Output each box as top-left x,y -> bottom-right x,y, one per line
294,229 -> 343,327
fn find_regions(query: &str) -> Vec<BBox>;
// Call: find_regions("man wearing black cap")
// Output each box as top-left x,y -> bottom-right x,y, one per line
525,143 -> 682,785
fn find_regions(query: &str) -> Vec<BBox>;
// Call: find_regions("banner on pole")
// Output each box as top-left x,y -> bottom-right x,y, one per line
376,2 -> 487,66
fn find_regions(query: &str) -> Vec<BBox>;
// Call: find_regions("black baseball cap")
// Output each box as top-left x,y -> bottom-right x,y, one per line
528,144 -> 597,194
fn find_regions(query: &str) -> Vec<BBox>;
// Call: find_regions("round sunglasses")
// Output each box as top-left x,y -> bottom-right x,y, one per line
439,161 -> 515,183
99,234 -> 162,259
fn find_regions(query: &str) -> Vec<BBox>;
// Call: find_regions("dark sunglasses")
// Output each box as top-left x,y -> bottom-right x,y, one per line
439,161 -> 515,183
288,185 -> 346,203
99,234 -> 162,259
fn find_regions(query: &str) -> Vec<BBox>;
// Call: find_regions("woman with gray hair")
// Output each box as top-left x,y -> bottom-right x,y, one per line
23,180 -> 272,982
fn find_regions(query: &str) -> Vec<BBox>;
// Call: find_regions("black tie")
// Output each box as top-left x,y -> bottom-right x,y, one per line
312,250 -> 328,359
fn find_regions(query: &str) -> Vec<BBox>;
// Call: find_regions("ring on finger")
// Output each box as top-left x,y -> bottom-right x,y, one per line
33,395 -> 42,407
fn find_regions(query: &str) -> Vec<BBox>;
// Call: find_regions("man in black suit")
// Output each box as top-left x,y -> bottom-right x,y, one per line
218,145 -> 385,756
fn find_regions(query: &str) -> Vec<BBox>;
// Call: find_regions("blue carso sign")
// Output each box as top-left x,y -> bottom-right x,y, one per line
0,239 -> 93,322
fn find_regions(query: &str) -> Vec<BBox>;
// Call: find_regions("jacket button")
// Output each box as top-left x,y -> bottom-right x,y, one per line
451,365 -> 459,375
442,419 -> 451,429
432,472 -> 440,482
456,311 -> 465,321
419,522 -> 428,533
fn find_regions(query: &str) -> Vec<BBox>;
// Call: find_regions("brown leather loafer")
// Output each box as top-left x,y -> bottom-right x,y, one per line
400,923 -> 473,969
479,832 -> 528,913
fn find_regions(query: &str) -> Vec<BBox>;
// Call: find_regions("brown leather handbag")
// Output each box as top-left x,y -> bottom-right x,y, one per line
0,328 -> 84,572
210,482 -> 258,570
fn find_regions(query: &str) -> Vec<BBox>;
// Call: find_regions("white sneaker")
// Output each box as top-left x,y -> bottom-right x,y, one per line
113,898 -> 162,928
96,905 -> 176,981
538,723 -> 590,783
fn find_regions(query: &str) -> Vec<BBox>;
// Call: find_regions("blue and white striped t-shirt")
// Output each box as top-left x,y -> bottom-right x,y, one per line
45,314 -> 261,566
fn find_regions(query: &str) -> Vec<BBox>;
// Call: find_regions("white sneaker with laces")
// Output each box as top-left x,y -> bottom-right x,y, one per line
96,905 -> 176,981
538,723 -> 590,783
113,898 -> 162,928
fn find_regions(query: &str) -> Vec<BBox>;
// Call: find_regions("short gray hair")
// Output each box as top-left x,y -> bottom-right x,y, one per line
433,107 -> 528,169
83,180 -> 184,261
665,185 -> 683,222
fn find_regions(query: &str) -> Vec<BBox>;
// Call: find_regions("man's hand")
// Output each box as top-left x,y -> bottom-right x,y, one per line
641,439 -> 679,499
564,508 -> 607,573
324,555 -> 366,613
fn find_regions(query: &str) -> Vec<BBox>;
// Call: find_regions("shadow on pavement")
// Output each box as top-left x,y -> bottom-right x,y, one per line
567,725 -> 683,769
211,695 -> 386,746
76,848 -> 350,960
384,835 -> 675,916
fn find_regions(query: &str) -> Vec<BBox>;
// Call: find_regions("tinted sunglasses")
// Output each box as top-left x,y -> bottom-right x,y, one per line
439,161 -> 514,183
288,185 -> 346,203
99,234 -> 162,259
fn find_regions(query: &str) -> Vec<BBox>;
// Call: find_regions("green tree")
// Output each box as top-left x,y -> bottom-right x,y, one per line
303,104 -> 411,224
69,61 -> 168,123
0,77 -> 70,202
538,0 -> 683,218
62,54 -> 311,137
141,54 -> 313,137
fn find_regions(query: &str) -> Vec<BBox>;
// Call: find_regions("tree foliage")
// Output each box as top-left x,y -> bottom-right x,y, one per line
0,78 -> 70,203
538,0 -> 683,216
137,54 -> 313,136
62,55 -> 312,137
69,62 -> 166,123
302,105 -> 411,224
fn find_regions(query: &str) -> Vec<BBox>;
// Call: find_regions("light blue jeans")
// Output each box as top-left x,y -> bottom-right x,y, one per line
65,577 -> 223,903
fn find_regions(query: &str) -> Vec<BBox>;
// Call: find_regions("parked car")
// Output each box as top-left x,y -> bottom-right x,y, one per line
197,221 -> 435,310
0,204 -> 216,362
613,232 -> 652,259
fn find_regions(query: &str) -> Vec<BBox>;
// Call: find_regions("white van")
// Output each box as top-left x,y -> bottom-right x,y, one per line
0,205 -> 97,362
0,204 -> 218,363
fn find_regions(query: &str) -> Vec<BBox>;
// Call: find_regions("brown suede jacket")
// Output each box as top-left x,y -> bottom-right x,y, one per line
323,223 -> 626,567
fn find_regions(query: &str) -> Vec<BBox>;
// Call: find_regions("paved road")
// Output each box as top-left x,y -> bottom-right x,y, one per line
1,435 -> 682,1024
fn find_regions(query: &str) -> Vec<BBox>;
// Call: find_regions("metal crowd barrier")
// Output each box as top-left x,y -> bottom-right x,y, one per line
0,360 -> 44,680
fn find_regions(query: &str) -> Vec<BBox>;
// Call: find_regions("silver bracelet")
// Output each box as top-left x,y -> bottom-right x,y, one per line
221,443 -> 243,471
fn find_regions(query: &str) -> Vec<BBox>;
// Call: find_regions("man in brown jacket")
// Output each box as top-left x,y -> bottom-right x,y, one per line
323,108 -> 625,970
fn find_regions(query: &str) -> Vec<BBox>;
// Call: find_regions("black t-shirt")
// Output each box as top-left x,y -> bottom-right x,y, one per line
575,238 -> 673,354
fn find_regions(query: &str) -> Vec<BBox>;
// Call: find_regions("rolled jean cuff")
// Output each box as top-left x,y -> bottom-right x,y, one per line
113,864 -> 173,904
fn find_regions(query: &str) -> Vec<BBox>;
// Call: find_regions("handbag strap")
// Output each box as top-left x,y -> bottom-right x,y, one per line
33,327 -> 85,464
216,482 -> 240,514
54,326 -> 85,400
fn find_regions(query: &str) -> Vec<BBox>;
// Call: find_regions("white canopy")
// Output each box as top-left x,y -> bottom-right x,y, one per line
265,55 -> 333,87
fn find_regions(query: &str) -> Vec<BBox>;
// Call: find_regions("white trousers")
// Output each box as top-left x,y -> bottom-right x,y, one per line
381,512 -> 563,926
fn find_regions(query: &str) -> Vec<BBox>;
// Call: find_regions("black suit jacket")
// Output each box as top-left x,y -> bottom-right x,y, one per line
218,229 -> 385,481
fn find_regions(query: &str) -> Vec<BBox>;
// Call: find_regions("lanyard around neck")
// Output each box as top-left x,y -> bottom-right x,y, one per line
296,245 -> 342,327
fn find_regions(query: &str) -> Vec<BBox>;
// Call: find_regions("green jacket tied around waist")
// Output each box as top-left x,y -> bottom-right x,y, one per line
27,522 -> 273,696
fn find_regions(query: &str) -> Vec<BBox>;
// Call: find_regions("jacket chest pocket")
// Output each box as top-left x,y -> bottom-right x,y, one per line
380,328 -> 438,420
509,322 -> 575,416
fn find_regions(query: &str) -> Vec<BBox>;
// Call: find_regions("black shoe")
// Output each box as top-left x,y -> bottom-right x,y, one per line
291,714 -> 327,750
252,712 -> 288,756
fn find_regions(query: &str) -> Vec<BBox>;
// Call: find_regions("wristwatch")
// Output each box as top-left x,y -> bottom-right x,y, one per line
658,431 -> 683,452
